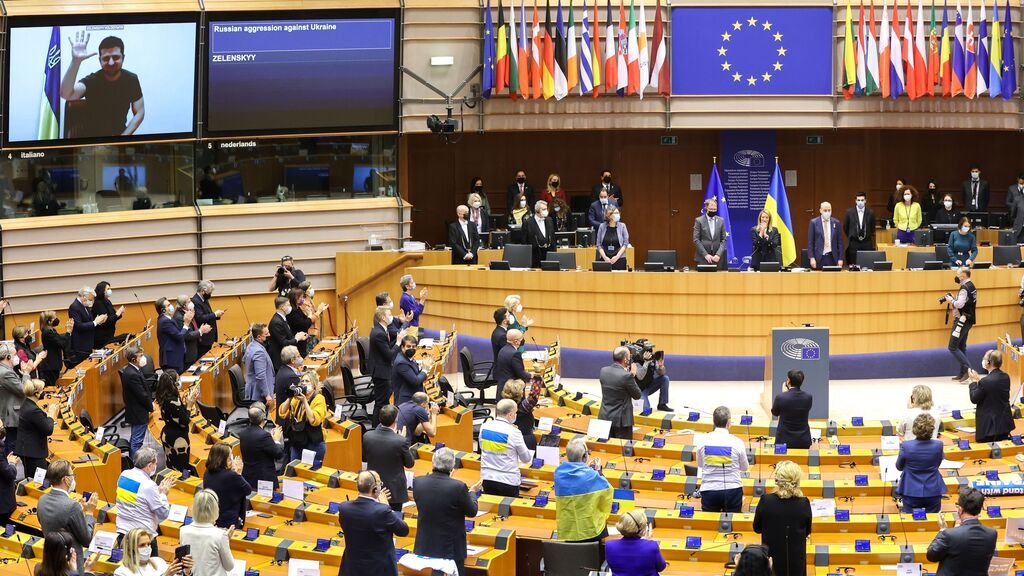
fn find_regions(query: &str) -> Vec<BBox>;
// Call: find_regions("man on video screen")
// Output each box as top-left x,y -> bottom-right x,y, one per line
59,31 -> 145,137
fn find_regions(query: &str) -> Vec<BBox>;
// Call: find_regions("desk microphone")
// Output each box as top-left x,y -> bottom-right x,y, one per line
236,296 -> 253,329
132,292 -> 151,328
682,405 -> 714,418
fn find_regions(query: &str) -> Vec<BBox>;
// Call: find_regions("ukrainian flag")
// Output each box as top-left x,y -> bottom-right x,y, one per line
480,428 -> 509,453
765,161 -> 796,266
703,445 -> 733,467
37,26 -> 60,141
553,462 -> 613,541
117,475 -> 142,505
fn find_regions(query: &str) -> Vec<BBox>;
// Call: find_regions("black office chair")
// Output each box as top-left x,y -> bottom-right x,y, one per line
855,250 -> 886,269
503,244 -> 533,269
197,401 -> 228,428
228,364 -> 254,410
80,409 -> 131,470
438,376 -> 492,443
545,251 -> 576,270
341,365 -> 374,421
994,245 -> 1022,266
540,541 -> 602,576
906,251 -> 939,269
459,347 -> 497,408
934,244 -> 949,261
800,249 -> 811,268
999,229 -> 1019,246
645,250 -> 677,269
356,337 -> 370,376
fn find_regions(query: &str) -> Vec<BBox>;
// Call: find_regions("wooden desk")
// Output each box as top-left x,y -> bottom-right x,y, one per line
61,326 -> 154,424
478,246 -> 636,270
411,265 -> 1024,356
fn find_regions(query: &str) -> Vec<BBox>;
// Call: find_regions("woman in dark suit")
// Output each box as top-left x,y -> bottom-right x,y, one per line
12,325 -> 39,380
551,197 -> 576,233
752,460 -> 812,576
286,288 -> 314,358
468,191 -> 491,234
202,443 -> 251,528
896,413 -> 944,513
38,311 -> 71,385
155,370 -> 197,475
14,379 -> 55,480
969,349 -> 1014,443
90,281 -> 124,348
596,206 -> 630,270
751,209 -> 783,271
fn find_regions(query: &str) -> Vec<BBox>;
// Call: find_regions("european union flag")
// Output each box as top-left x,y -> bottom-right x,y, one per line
670,7 -> 832,95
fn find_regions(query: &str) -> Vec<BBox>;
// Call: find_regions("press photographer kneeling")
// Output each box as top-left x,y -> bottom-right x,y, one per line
624,339 -> 673,414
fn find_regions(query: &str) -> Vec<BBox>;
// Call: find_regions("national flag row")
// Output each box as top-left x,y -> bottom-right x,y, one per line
482,0 -> 670,100
841,0 -> 1016,100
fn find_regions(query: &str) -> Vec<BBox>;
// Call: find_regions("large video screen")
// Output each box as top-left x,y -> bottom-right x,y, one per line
205,11 -> 398,136
5,14 -> 199,146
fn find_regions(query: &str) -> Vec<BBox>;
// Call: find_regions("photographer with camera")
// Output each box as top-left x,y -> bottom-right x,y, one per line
943,267 -> 977,382
627,339 -> 673,414
269,256 -> 305,296
277,371 -> 327,464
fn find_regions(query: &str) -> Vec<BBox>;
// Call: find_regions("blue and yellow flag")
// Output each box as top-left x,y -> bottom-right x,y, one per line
116,474 -> 142,505
703,161 -> 735,265
37,26 -> 60,140
703,445 -> 733,467
553,462 -> 613,541
765,160 -> 796,266
480,428 -> 509,453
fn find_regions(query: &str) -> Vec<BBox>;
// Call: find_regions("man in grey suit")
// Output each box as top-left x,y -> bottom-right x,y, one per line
693,197 -> 728,269
598,347 -> 641,440
38,459 -> 99,575
926,486 -> 996,576
0,342 -> 33,455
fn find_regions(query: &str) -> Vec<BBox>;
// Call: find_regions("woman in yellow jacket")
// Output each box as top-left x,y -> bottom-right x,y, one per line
278,372 -> 328,464
894,185 -> 923,244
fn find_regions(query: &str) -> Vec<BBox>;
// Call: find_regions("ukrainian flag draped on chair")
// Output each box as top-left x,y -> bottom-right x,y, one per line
38,26 -> 61,140
764,160 -> 796,266
553,461 -> 613,541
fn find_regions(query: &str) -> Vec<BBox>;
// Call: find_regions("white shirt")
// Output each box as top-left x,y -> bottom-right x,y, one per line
707,215 -> 716,237
534,215 -> 547,238
479,418 -> 532,486
458,219 -> 470,244
896,407 -> 939,441
114,557 -> 169,576
857,207 -> 865,228
696,427 -> 749,492
179,522 -> 235,576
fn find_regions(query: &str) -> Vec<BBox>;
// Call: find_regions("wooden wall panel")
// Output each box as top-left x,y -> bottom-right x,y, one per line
404,129 -> 1024,264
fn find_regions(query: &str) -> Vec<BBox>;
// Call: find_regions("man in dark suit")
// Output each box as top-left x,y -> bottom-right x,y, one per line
38,460 -> 98,576
156,297 -> 192,374
590,169 -> 624,207
268,296 -> 307,371
68,287 -> 108,363
173,296 -> 208,369
338,470 -> 410,576
961,165 -> 990,212
843,191 -> 876,266
588,189 -> 617,229
693,198 -> 728,269
273,345 -> 303,412
771,369 -> 813,449
807,201 -> 845,269
492,329 -> 532,398
926,486 -> 997,576
491,308 -> 509,361
369,306 -> 405,426
448,205 -> 481,265
506,169 -> 535,214
598,346 -> 642,440
119,346 -> 153,458
391,335 -> 432,406
238,405 -> 284,489
1007,174 -> 1024,243
522,200 -> 554,268
363,405 -> 415,512
412,447 -> 481,574
191,280 -> 223,359
968,349 -> 1013,443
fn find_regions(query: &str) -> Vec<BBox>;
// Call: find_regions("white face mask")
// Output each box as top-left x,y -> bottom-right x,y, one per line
105,289 -> 113,298
515,304 -> 523,313
85,299 -> 94,308
903,193 -> 912,201
472,202 -> 481,209
385,314 -> 394,324
971,172 -> 980,180
137,547 -> 152,563
944,200 -> 953,209
520,199 -> 527,208
11,356 -> 19,367
68,476 -> 76,492
137,356 -> 147,368
961,226 -> 971,234
166,304 -> 175,315
186,303 -> 194,312
856,199 -> 865,208
553,206 -> 561,212
540,210 -> 549,218
600,198 -> 608,205
821,211 -> 831,220
612,213 -> 621,222
283,305 -> 293,315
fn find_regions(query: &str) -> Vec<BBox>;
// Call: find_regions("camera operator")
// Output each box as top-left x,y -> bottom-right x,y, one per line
277,372 -> 327,464
944,267 -> 977,382
632,343 -> 672,413
269,256 -> 306,296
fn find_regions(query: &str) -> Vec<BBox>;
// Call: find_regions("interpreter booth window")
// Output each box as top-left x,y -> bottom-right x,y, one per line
194,135 -> 398,204
0,142 -> 193,218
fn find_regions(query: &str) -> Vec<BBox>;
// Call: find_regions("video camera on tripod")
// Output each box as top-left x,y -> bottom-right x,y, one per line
621,338 -> 662,365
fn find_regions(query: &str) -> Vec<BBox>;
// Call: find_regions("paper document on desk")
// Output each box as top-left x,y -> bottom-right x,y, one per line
587,419 -> 612,440
89,530 -> 117,555
398,554 -> 459,575
226,561 -> 246,576
810,498 -> 836,518
282,478 -> 304,502
287,558 -> 321,576
880,436 -> 900,450
895,563 -> 922,576
987,556 -> 1013,575
167,504 -> 187,523
1004,518 -> 1024,543
939,459 -> 965,469
180,376 -> 200,384
955,426 -> 976,434
878,455 -> 900,482
522,351 -> 548,362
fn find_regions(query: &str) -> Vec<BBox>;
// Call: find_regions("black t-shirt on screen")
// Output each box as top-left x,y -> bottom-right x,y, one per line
80,69 -> 142,136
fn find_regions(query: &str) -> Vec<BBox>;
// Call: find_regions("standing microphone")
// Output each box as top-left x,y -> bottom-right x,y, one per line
132,292 -> 152,329
236,296 -> 253,329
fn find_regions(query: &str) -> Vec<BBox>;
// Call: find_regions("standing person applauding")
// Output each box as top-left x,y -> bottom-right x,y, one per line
750,210 -> 782,271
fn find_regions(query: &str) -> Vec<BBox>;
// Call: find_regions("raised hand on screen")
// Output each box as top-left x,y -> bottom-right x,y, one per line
69,31 -> 97,62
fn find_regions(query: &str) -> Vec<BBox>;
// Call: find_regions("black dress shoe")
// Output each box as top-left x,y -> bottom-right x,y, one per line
657,404 -> 674,412
952,372 -> 967,381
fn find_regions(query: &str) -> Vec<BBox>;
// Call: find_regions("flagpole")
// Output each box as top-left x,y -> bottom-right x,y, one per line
775,156 -> 779,164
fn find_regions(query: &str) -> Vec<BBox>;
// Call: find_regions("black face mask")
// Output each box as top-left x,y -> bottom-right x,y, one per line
603,176 -> 612,184
954,276 -> 962,284
707,210 -> 718,218
550,180 -> 559,188
473,185 -> 482,193
516,177 -> 525,184
403,348 -> 416,359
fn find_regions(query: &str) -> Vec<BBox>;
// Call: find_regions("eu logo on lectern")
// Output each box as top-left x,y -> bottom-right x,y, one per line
670,7 -> 832,95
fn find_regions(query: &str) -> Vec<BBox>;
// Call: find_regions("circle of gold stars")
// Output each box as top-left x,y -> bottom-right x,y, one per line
718,16 -> 786,86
